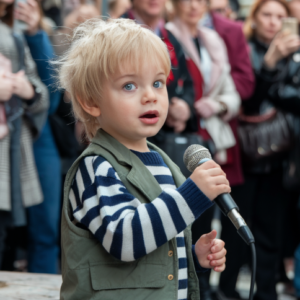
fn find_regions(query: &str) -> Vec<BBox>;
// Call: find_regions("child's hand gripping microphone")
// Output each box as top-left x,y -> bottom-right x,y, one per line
183,144 -> 254,245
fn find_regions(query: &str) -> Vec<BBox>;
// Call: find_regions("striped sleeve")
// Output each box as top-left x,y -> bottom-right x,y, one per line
69,155 -> 213,262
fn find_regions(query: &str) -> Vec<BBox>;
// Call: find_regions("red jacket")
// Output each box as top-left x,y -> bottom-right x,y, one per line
212,12 -> 255,100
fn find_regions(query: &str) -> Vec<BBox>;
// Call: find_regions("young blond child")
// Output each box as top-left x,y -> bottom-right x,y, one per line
58,18 -> 230,300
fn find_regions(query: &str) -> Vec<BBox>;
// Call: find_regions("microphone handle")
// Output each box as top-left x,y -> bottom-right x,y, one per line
214,193 -> 238,216
215,194 -> 255,245
196,158 -> 255,244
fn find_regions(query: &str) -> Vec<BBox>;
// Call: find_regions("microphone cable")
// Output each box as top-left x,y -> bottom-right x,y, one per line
249,242 -> 256,300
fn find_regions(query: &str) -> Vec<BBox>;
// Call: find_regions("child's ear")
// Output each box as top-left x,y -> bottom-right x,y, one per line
77,96 -> 101,117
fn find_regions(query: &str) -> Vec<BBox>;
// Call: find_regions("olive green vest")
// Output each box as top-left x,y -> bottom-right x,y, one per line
60,129 -> 200,300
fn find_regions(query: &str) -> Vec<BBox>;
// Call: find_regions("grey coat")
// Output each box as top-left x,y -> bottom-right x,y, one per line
0,22 -> 49,213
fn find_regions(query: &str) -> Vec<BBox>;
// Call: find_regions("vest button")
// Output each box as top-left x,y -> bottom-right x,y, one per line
189,272 -> 194,278
168,250 -> 173,257
168,274 -> 174,280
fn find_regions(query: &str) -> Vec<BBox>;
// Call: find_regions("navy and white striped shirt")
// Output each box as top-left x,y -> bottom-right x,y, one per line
69,150 -> 212,300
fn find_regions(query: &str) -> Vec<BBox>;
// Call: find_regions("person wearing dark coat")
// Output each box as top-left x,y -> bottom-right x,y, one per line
219,0 -> 300,299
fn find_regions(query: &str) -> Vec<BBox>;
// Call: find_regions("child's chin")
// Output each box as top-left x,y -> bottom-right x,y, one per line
145,129 -> 161,138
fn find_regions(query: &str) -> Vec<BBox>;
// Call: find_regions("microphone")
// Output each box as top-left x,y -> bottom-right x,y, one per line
183,144 -> 255,245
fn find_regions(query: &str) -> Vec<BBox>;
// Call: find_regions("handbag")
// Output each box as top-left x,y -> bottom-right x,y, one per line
238,108 -> 293,165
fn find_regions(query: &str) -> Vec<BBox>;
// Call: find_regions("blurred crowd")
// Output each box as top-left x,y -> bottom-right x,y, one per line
1,0 -> 300,299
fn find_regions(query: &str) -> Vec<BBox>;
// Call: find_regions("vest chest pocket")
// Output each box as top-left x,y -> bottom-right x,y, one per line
90,261 -> 167,290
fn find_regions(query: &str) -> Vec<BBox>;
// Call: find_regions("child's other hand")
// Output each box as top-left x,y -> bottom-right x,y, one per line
195,230 -> 226,272
189,160 -> 231,201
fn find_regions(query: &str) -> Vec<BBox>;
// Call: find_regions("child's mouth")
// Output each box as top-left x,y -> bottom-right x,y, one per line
143,114 -> 157,118
139,110 -> 159,125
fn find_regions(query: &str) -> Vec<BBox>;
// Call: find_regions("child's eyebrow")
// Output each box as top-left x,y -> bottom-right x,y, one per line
115,74 -> 137,81
115,72 -> 166,81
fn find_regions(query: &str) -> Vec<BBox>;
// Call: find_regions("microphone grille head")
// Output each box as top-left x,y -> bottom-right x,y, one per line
183,144 -> 212,172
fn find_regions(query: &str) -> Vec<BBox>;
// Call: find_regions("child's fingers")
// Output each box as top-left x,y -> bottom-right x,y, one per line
209,175 -> 229,186
210,240 -> 225,253
198,160 -> 220,171
214,263 -> 226,272
200,230 -> 217,245
207,248 -> 227,261
215,184 -> 231,195
206,167 -> 226,177
210,256 -> 226,268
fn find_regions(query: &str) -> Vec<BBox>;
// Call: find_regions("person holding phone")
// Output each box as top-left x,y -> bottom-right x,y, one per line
218,0 -> 300,299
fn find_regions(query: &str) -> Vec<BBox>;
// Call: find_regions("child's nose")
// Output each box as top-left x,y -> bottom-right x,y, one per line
141,87 -> 157,104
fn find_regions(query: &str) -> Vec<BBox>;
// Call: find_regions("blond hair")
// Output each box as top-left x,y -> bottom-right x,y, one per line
244,0 -> 290,39
55,18 -> 171,140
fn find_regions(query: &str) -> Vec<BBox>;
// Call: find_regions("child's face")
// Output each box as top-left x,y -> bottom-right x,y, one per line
98,61 -> 169,151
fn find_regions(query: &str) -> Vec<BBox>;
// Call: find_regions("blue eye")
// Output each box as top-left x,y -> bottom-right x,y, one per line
153,81 -> 163,88
124,83 -> 136,91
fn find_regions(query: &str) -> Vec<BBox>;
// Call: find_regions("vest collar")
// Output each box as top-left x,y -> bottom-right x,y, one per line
91,129 -> 164,202
91,129 -> 158,167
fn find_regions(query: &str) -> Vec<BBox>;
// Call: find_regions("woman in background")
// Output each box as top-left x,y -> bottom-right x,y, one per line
165,0 -> 241,298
